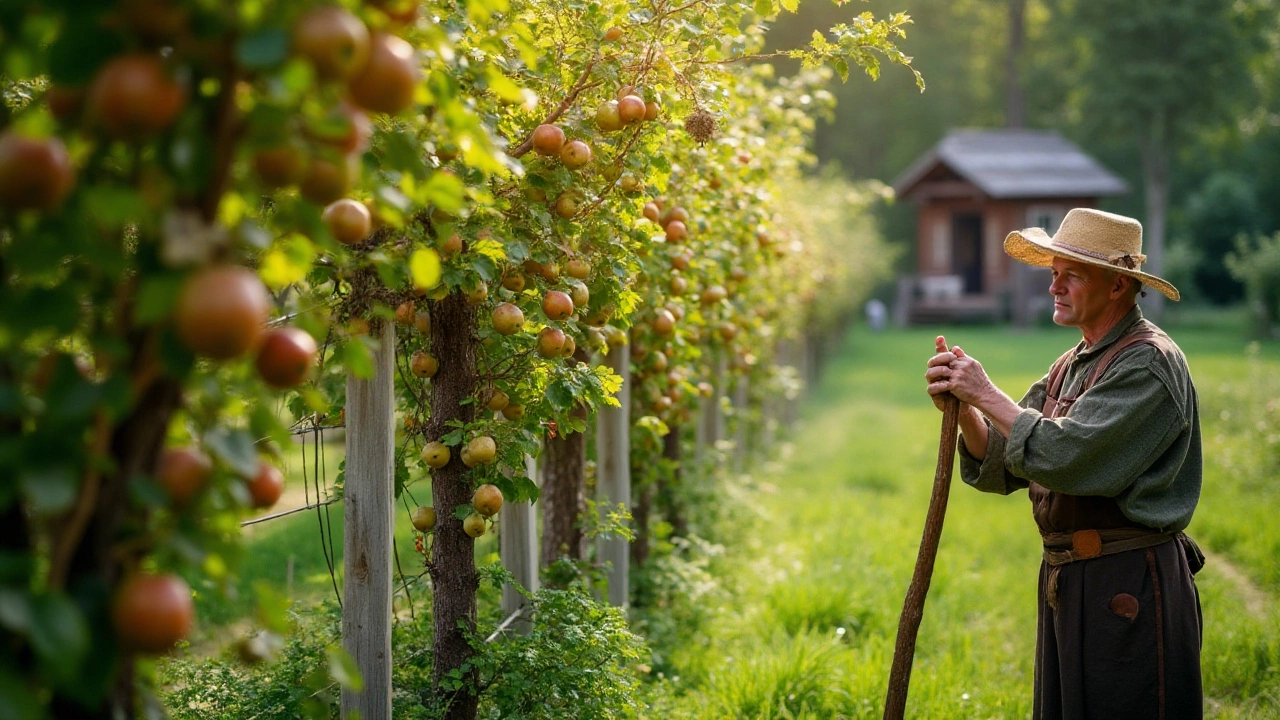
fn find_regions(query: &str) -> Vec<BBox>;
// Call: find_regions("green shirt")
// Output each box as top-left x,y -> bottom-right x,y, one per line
958,306 -> 1203,532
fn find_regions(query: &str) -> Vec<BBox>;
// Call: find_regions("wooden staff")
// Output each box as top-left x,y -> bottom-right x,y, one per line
883,389 -> 960,719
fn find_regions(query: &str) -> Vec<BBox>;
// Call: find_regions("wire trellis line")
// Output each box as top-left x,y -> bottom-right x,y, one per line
240,498 -> 337,527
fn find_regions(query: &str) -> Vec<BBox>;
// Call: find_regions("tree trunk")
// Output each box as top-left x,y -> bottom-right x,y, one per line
426,291 -> 480,720
341,320 -> 394,719
1006,0 -> 1027,129
658,422 -> 688,538
1139,113 -> 1169,322
539,403 -> 587,568
630,474 -> 651,569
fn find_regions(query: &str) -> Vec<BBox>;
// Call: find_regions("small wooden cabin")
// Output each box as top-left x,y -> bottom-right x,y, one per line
891,129 -> 1127,324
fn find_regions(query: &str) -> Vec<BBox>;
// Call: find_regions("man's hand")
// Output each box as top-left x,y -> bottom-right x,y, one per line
925,335 -> 994,408
925,335 -> 1022,449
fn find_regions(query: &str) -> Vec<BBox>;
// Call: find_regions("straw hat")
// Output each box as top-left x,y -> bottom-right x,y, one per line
1004,208 -> 1179,301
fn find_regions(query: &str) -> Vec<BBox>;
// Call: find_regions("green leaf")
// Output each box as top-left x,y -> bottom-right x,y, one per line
204,427 -> 260,479
18,465 -> 77,514
545,378 -> 576,411
470,254 -> 498,282
28,592 -> 89,685
0,667 -> 43,720
236,29 -> 290,69
754,0 -> 774,17
423,172 -> 466,214
260,233 -> 315,291
343,339 -> 375,380
410,248 -> 443,290
452,504 -> 473,520
135,273 -> 186,325
253,581 -> 291,634
326,645 -> 364,692
47,13 -> 124,85
780,0 -> 798,12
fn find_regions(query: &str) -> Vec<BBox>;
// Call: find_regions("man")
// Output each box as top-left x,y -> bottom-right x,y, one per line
924,208 -> 1204,720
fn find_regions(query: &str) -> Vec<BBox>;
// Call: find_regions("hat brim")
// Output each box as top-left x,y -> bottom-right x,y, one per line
1004,228 -> 1180,301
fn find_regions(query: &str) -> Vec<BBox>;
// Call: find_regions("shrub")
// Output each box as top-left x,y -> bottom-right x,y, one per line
1225,233 -> 1280,337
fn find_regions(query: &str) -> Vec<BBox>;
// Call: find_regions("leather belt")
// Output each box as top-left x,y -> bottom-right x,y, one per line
1040,528 -> 1175,610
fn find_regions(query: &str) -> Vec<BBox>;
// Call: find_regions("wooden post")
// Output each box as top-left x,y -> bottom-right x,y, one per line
595,346 -> 631,607
698,349 -> 725,456
342,319 -> 395,719
499,454 -> 538,634
732,375 -> 749,471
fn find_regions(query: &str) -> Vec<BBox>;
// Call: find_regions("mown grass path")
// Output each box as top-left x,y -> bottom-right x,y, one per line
652,322 -> 1280,719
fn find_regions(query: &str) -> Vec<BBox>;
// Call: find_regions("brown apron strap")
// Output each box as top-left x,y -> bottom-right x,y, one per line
1041,346 -> 1078,419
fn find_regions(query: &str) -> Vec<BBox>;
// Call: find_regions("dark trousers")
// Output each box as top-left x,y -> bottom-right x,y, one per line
1034,539 -> 1203,720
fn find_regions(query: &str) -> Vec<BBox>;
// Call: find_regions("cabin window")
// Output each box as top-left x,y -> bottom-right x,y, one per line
1027,205 -> 1065,234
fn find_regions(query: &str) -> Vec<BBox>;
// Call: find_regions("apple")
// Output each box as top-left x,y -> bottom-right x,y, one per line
410,350 -> 438,378
531,124 -> 565,156
439,232 -> 463,258
395,302 -> 416,326
300,152 -> 359,205
252,145 -> 307,188
501,403 -> 525,420
347,33 -> 419,115
554,193 -> 579,219
619,174 -> 641,193
670,276 -> 688,295
644,101 -> 660,121
347,317 -> 370,336
483,389 -> 510,412
411,506 -> 436,532
665,220 -> 687,242
414,311 -> 431,334
306,101 -> 372,155
322,198 -> 372,244
175,266 -> 270,360
421,441 -> 450,468
567,282 -> 590,310
604,26 -> 623,41
0,132 -> 75,211
112,573 -> 194,653
560,334 -> 577,358
156,447 -> 212,508
463,436 -> 497,467
662,206 -> 690,226
247,461 -> 284,508
463,513 -> 487,538
718,322 -> 737,341
492,302 -> 524,335
255,327 -> 318,389
293,6 -> 370,80
465,284 -> 489,305
472,484 -> 503,516
595,100 -> 622,132
537,326 -> 566,358
670,254 -> 690,272
565,259 -> 590,279
542,291 -> 574,321
652,308 -> 676,336
700,285 -> 728,305
87,54 -> 186,139
617,95 -> 646,125
560,140 -> 592,169
540,263 -> 561,283
501,272 -> 526,292
642,202 -> 660,222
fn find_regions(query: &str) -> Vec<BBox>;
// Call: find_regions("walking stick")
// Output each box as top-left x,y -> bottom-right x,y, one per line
883,390 -> 960,720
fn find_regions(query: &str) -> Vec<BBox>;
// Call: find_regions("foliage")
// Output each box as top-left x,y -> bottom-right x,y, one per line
467,583 -> 649,720
1225,233 -> 1280,337
161,605 -> 343,720
1184,172 -> 1263,304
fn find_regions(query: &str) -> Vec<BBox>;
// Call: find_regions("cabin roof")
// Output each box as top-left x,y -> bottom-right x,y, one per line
893,129 -> 1129,200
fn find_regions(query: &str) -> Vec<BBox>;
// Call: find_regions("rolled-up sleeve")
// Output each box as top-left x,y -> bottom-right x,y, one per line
958,376 -> 1047,495
1004,358 -> 1186,496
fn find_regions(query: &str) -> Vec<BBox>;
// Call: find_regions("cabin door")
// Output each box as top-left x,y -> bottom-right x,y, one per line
951,212 -> 984,295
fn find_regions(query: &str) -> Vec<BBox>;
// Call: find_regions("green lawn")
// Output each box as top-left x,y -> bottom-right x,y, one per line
644,319 -> 1280,719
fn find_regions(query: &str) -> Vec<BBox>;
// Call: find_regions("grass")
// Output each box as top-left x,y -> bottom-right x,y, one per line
643,317 -> 1280,719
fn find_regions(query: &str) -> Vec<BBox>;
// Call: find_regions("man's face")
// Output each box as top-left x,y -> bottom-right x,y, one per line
1048,257 -> 1115,328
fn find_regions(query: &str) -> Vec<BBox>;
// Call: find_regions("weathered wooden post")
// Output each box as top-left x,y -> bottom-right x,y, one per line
696,348 -> 726,460
596,346 -> 631,607
342,319 -> 395,718
731,374 -> 749,471
499,454 -> 539,634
